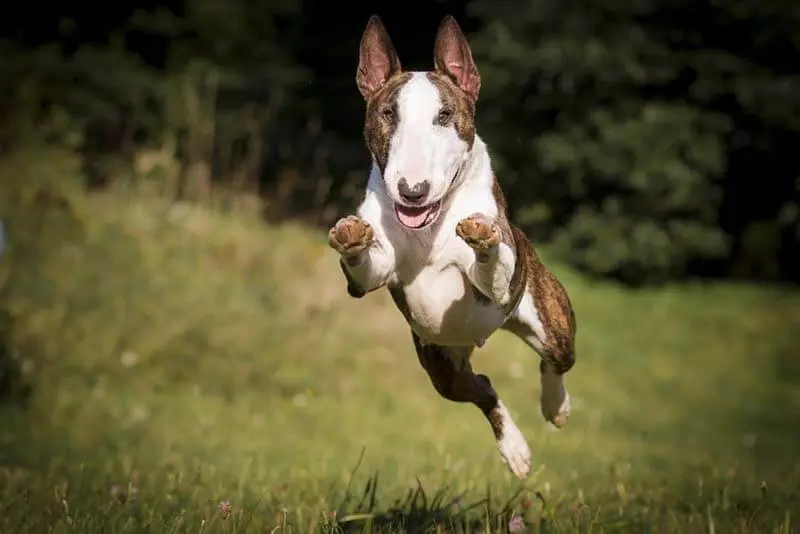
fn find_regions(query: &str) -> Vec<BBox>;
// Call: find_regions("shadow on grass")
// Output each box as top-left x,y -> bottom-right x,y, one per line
323,449 -> 546,534
321,455 -> 783,534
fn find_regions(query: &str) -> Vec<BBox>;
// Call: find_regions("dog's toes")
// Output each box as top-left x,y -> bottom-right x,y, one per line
456,214 -> 500,250
542,390 -> 571,429
497,422 -> 532,480
329,216 -> 374,255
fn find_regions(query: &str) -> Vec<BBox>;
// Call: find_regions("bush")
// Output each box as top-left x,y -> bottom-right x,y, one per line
467,0 -> 800,284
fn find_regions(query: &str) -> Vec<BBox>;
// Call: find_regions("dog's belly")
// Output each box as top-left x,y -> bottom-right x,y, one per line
393,264 -> 506,347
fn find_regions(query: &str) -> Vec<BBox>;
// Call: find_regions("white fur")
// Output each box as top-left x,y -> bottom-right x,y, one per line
509,292 -> 572,427
340,69 -> 569,479
383,73 -> 469,207
509,292 -> 548,353
494,401 -> 532,479
350,73 -> 515,347
541,367 -> 571,428
469,242 -> 515,306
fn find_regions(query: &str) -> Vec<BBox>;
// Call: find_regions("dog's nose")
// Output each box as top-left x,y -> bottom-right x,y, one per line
397,178 -> 430,205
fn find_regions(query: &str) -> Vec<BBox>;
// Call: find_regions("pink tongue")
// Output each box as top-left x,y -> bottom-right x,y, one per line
396,205 -> 433,228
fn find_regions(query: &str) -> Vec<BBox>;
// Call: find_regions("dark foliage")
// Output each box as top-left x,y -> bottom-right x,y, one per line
1,0 -> 798,285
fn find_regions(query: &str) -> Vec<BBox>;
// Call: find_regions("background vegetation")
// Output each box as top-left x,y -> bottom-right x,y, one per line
1,0 -> 799,532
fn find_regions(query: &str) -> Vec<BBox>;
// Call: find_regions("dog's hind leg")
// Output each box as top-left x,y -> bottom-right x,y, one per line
412,333 -> 532,480
503,251 -> 576,428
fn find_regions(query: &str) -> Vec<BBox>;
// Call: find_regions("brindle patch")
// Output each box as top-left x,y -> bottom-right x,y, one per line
485,174 -> 577,373
524,243 -> 577,374
492,178 -> 528,316
426,71 -> 476,148
502,218 -> 577,374
486,406 -> 505,440
363,72 -> 413,173
411,331 -> 501,428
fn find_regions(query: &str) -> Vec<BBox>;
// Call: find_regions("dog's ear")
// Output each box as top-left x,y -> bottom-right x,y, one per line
356,15 -> 402,99
433,15 -> 481,101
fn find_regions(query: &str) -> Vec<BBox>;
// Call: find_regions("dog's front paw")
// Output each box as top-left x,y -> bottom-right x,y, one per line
456,213 -> 500,250
329,215 -> 374,256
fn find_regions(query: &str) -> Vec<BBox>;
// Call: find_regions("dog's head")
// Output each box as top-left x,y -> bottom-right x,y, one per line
357,15 -> 482,230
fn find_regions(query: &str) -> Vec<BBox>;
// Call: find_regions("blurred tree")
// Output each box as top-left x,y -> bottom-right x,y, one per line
126,0 -> 311,200
468,0 -> 800,284
0,0 -> 310,202
3,0 -> 799,283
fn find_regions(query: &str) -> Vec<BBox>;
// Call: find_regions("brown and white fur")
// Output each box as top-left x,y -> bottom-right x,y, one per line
328,15 -> 577,480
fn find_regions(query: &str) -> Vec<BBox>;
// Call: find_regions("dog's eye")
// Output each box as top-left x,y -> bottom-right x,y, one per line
381,108 -> 394,121
437,108 -> 453,125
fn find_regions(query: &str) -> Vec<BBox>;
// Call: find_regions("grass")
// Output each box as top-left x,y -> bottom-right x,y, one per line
1,151 -> 800,532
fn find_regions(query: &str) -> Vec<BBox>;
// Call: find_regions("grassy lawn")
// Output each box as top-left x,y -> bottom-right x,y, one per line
1,168 -> 800,532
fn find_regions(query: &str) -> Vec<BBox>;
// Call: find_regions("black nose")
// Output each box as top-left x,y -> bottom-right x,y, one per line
397,178 -> 430,205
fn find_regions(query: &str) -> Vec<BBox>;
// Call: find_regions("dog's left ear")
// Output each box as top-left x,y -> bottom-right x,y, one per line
434,15 -> 481,101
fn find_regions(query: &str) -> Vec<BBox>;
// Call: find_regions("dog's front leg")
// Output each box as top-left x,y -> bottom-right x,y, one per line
328,215 -> 394,298
455,213 -> 515,306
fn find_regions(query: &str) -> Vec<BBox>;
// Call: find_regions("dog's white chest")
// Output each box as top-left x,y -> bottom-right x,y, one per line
397,254 -> 506,347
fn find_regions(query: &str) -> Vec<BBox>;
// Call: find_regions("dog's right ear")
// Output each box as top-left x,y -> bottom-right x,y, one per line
434,15 -> 481,101
356,15 -> 402,99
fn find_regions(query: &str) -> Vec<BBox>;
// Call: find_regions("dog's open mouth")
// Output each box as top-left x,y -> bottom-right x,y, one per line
395,201 -> 442,229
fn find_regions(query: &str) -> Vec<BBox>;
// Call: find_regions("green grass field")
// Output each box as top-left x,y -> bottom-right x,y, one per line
1,154 -> 800,532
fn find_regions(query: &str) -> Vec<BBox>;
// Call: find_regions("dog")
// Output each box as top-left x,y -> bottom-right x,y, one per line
327,14 -> 577,480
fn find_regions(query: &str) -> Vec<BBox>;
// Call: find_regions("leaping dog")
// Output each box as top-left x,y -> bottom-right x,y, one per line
328,15 -> 577,480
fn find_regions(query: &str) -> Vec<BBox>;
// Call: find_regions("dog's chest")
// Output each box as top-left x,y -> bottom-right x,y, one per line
390,238 -> 506,347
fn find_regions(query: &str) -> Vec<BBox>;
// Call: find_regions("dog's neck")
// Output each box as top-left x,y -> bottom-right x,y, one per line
449,134 -> 494,196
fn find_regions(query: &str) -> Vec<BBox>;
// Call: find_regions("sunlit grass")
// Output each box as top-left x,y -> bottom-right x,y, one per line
1,170 -> 799,532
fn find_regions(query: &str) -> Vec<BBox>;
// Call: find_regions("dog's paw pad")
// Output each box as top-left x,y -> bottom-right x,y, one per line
456,214 -> 500,250
329,216 -> 374,256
